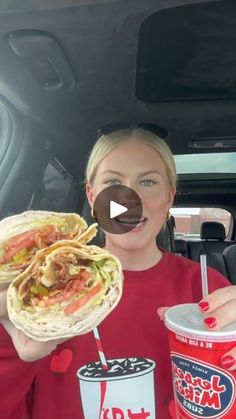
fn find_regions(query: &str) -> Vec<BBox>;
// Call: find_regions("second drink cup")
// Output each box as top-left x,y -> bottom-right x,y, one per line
165,303 -> 236,419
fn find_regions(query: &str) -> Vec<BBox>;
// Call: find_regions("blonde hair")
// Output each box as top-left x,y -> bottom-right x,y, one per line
85,128 -> 177,188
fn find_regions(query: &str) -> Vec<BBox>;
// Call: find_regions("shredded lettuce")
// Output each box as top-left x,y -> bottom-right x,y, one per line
64,258 -> 114,308
102,260 -> 118,272
29,216 -> 66,230
69,265 -> 85,275
90,259 -> 115,295
92,259 -> 117,285
30,284 -> 49,297
12,248 -> 29,264
91,264 -> 104,285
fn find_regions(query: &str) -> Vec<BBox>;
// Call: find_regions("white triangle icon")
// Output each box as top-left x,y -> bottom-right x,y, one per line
110,201 -> 128,219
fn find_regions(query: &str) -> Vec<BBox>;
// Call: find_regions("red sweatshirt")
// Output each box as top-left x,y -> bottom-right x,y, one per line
0,252 -> 229,419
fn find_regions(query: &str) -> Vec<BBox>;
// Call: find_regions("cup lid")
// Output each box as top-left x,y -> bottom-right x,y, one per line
165,303 -> 236,342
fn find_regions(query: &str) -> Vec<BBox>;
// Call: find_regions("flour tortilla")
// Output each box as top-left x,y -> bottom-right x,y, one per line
7,241 -> 123,341
0,210 -> 89,286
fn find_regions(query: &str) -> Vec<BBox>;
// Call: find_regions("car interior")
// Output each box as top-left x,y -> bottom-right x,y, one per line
0,0 -> 236,284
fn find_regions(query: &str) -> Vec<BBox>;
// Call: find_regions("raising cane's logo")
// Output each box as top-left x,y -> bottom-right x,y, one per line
172,354 -> 235,418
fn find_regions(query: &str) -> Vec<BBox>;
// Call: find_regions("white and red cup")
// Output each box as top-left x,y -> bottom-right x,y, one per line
165,303 -> 236,419
77,357 -> 156,418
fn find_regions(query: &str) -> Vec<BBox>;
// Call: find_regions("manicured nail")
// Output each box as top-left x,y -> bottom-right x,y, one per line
198,301 -> 210,312
204,317 -> 217,328
220,355 -> 236,370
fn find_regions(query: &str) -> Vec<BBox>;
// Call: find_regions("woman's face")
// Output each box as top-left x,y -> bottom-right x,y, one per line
86,139 -> 176,251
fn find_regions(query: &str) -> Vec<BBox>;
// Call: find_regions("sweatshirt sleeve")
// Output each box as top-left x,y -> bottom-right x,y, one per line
0,324 -> 39,419
207,266 -> 230,294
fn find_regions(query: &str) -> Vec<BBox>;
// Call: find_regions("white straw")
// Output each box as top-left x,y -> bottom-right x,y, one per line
200,254 -> 208,298
93,327 -> 108,370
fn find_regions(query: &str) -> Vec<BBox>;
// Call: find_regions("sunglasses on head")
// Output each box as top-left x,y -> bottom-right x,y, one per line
97,122 -> 168,139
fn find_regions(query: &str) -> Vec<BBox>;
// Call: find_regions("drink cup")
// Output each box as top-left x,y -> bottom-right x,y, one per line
165,303 -> 236,419
77,357 -> 156,418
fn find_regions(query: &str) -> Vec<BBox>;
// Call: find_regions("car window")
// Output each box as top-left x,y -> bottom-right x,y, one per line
174,153 -> 236,174
170,207 -> 232,239
29,158 -> 80,212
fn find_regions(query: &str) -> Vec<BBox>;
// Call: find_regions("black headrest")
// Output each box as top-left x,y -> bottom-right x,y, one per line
200,221 -> 226,241
81,199 -> 175,252
175,239 -> 188,255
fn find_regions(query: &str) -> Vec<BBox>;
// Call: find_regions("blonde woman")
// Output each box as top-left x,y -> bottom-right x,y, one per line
0,126 -> 235,419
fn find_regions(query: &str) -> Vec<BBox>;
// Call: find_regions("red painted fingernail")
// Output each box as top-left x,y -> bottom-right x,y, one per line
220,355 -> 235,370
198,301 -> 210,311
204,317 -> 217,328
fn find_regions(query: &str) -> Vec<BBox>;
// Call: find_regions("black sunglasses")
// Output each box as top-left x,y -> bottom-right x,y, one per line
97,122 -> 168,139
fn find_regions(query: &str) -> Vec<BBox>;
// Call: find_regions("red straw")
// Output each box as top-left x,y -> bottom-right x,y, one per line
93,327 -> 108,370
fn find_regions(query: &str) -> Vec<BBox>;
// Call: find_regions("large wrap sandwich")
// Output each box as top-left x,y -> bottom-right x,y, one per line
7,239 -> 123,340
0,211 -> 88,287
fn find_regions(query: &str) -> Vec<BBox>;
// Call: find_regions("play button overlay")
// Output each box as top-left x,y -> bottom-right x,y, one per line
110,201 -> 128,219
93,185 -> 143,234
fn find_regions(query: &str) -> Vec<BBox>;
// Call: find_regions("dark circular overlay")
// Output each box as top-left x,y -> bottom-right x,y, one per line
93,185 -> 143,234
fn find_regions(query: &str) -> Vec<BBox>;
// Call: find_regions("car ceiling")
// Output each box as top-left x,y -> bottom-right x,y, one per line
0,0 -> 236,183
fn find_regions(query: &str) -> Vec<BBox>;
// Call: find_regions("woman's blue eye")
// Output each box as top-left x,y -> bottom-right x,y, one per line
105,179 -> 121,185
140,179 -> 157,186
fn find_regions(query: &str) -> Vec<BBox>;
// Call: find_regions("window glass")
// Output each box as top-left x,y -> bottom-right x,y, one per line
30,159 -> 79,212
174,153 -> 236,174
170,207 -> 231,239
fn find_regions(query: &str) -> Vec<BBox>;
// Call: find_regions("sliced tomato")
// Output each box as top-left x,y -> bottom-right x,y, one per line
0,225 -> 58,265
70,278 -> 86,292
5,230 -> 37,250
64,283 -> 102,315
0,232 -> 36,264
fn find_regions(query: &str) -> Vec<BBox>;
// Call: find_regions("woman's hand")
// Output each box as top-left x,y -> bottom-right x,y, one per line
157,306 -> 169,321
157,286 -> 236,371
0,287 -> 65,362
198,285 -> 236,371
